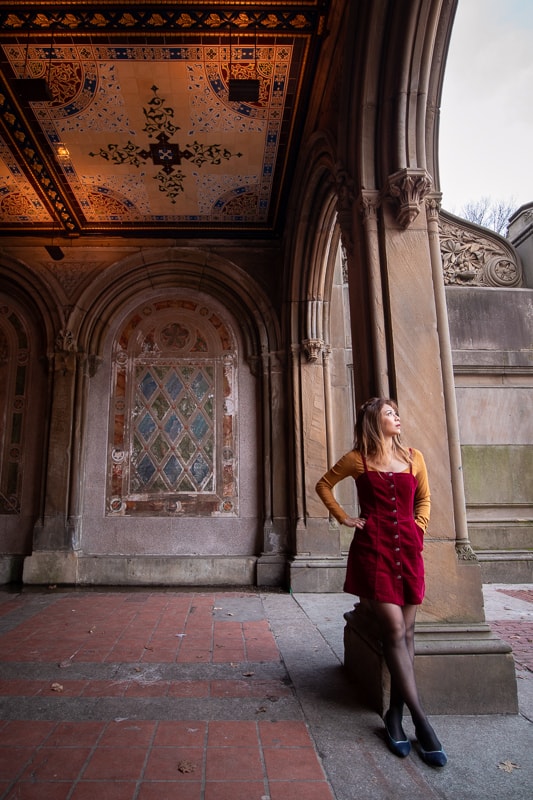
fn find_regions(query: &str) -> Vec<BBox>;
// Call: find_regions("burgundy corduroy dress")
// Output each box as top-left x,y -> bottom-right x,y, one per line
343,455 -> 425,605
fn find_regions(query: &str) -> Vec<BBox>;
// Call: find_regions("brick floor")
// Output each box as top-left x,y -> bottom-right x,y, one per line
489,588 -> 533,673
0,591 -> 334,800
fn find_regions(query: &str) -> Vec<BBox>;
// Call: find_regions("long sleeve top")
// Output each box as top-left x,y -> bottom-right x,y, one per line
315,448 -> 431,532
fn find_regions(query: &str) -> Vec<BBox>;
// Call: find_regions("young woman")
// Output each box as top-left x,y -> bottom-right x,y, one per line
316,397 -> 447,767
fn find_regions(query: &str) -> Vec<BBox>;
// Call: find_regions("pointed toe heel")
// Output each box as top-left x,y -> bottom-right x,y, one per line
384,712 -> 411,758
417,744 -> 447,767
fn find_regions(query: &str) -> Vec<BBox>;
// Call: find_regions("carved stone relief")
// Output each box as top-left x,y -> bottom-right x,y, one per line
439,214 -> 523,287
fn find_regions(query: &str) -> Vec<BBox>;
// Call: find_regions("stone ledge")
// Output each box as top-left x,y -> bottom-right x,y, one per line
22,552 -> 257,587
288,556 -> 347,592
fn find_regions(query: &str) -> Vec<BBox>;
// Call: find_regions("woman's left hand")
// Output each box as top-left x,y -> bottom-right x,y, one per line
343,516 -> 366,529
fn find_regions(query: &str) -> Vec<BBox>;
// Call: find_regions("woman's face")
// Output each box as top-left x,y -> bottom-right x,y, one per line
380,404 -> 401,437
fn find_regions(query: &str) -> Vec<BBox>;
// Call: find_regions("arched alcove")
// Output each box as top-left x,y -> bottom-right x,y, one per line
27,247 -> 287,587
0,286 -> 48,582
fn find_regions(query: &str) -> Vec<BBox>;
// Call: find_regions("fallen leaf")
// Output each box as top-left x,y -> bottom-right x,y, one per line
58,659 -> 72,668
498,760 -> 520,773
255,706 -> 267,714
50,683 -> 64,692
177,760 -> 197,774
242,671 -> 255,677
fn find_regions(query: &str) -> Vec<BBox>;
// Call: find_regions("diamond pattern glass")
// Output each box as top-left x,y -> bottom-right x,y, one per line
130,363 -> 215,493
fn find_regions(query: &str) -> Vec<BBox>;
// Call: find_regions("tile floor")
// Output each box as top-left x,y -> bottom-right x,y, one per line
0,591 -> 334,800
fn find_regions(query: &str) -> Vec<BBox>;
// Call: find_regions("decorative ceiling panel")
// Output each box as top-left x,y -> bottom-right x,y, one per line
0,2 -> 330,238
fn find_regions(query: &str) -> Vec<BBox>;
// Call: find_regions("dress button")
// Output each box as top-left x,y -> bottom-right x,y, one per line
394,534 -> 399,539
392,509 -> 397,514
388,472 -> 393,476
395,547 -> 400,552
396,575 -> 402,579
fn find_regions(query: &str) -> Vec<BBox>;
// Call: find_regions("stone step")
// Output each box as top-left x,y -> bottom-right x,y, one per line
475,550 -> 533,583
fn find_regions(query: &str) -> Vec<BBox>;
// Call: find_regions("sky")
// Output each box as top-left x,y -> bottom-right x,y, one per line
439,0 -> 533,215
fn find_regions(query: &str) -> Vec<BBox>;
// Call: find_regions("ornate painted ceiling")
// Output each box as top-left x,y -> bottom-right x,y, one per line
0,2 -> 330,239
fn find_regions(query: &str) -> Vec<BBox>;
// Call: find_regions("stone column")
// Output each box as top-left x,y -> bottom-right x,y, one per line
23,329 -> 81,583
257,348 -> 290,586
343,171 -> 518,714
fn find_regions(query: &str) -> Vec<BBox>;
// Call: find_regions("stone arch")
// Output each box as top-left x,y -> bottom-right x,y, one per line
57,248 -> 286,586
72,248 -> 279,365
0,265 -> 50,580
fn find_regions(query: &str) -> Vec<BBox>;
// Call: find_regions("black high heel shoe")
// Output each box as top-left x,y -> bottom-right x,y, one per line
415,728 -> 447,767
384,711 -> 411,758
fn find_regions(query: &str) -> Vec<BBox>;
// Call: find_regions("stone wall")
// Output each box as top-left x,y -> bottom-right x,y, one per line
447,286 -> 533,581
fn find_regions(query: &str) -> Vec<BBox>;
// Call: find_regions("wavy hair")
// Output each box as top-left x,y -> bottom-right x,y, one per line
354,397 -> 412,464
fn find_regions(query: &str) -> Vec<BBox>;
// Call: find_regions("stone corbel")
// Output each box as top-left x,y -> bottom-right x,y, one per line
386,168 -> 433,228
301,338 -> 324,363
358,190 -> 381,221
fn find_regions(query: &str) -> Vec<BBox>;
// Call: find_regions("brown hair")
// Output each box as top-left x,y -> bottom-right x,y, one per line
354,397 -> 411,464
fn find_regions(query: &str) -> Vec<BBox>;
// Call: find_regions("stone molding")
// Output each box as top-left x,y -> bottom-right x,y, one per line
439,212 -> 523,287
334,166 -> 355,255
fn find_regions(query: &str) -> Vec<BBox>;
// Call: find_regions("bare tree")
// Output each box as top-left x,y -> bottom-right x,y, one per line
457,196 -> 517,235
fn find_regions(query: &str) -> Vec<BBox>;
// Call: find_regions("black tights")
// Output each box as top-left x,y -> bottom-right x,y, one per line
369,600 -> 442,751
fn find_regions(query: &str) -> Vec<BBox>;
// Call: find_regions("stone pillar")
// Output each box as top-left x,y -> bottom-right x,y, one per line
23,329 -> 81,584
343,172 -> 518,714
257,349 -> 290,586
290,336 -> 346,592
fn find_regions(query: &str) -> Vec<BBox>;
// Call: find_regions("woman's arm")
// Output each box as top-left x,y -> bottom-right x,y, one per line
412,449 -> 431,531
315,450 -> 363,525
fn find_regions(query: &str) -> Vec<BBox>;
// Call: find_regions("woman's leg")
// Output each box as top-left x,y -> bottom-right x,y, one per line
386,603 -> 417,738
369,600 -> 442,751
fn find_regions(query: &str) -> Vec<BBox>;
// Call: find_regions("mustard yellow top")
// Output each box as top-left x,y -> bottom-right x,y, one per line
315,448 -> 431,532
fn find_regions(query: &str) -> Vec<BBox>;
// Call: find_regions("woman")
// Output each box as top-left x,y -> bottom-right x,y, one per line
316,397 -> 447,767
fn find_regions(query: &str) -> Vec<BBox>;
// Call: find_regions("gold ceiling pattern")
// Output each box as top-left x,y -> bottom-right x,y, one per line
0,2 -> 329,237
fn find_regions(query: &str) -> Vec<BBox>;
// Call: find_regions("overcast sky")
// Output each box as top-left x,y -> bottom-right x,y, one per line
439,0 -> 533,215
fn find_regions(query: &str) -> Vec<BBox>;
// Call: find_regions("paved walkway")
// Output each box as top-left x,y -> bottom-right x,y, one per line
0,584 -> 531,799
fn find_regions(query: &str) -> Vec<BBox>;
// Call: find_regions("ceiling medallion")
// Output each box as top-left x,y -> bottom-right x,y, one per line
89,85 -> 243,203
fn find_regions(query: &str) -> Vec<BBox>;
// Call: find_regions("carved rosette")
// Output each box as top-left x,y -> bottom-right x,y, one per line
387,168 -> 433,228
439,214 -> 523,287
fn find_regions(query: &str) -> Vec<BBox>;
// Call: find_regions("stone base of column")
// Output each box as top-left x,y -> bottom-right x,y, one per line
288,556 -> 347,592
256,554 -> 288,587
23,551 -> 79,585
0,555 -> 25,584
344,603 -> 518,715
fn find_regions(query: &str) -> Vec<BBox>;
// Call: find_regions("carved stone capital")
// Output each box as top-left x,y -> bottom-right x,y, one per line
358,190 -> 381,221
455,542 -> 478,562
55,328 -> 77,353
386,168 -> 433,228
301,338 -> 324,362
425,192 -> 442,221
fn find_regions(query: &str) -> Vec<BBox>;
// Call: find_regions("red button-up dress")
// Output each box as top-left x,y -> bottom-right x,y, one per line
316,449 -> 430,606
